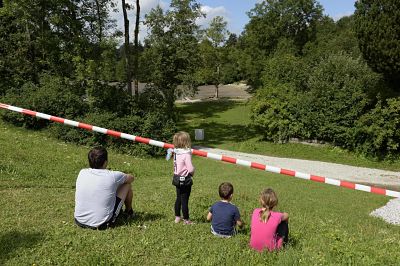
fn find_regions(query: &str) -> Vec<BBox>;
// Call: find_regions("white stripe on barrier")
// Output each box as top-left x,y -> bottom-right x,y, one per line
36,112 -> 51,120
9,106 -> 23,113
92,126 -> 108,134
296,172 -> 311,180
149,139 -> 165,148
236,159 -> 252,167
207,153 -> 223,161
325,178 -> 341,186
266,166 -> 281,174
355,184 -> 372,193
120,133 -> 136,141
64,119 -> 80,127
386,190 -> 400,198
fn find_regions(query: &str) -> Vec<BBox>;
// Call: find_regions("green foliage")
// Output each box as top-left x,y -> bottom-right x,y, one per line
144,0 -> 202,111
355,98 -> 400,159
241,0 -> 323,88
303,15 -> 360,61
299,54 -> 381,146
251,84 -> 300,142
1,75 -> 87,129
251,53 -> 386,151
355,0 -> 400,84
262,54 -> 309,91
51,110 -> 176,157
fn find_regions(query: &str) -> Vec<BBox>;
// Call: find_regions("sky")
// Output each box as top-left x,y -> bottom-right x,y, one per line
111,0 -> 356,43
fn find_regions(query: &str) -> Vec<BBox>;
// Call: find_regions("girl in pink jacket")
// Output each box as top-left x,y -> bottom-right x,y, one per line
170,131 -> 195,224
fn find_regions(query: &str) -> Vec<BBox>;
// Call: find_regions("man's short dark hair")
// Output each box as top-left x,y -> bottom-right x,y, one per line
219,182 -> 234,199
88,146 -> 108,169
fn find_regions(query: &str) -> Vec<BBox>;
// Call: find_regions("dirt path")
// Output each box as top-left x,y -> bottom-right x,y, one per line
195,146 -> 400,191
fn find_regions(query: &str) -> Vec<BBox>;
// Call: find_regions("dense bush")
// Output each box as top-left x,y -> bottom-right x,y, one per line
51,110 -> 176,157
355,98 -> 400,159
1,74 -> 87,129
251,53 -> 385,149
250,83 -> 300,142
261,54 -> 309,91
298,54 -> 381,147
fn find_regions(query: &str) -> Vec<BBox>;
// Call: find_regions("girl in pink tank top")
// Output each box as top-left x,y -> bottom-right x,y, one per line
250,188 -> 289,252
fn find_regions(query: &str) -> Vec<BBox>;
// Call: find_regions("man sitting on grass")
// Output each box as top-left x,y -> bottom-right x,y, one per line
74,146 -> 134,230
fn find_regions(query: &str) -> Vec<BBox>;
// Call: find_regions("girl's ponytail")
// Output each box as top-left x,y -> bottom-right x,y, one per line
259,208 -> 270,223
259,188 -> 278,223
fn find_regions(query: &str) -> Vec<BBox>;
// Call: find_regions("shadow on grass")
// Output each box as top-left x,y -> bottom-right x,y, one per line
0,231 -> 43,264
177,101 -> 239,120
116,211 -> 166,227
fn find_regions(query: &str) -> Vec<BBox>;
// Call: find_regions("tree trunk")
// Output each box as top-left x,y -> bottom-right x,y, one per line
95,0 -> 103,43
134,0 -> 140,101
215,66 -> 220,98
122,0 -> 133,95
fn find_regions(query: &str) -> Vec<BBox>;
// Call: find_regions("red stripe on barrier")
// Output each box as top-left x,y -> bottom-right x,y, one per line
280,169 -> 296,176
251,162 -> 266,170
310,175 -> 325,183
222,156 -> 237,164
340,181 -> 356,189
0,103 -> 10,109
164,143 -> 174,149
22,109 -> 37,116
192,150 -> 208,157
371,187 -> 387,195
107,130 -> 121,138
135,136 -> 150,144
78,123 -> 93,130
50,116 -> 65,123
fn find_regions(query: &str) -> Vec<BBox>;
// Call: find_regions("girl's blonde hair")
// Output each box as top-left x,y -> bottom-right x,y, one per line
173,131 -> 191,149
259,188 -> 278,223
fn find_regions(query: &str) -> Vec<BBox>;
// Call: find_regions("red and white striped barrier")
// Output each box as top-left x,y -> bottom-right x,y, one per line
1,102 -> 399,198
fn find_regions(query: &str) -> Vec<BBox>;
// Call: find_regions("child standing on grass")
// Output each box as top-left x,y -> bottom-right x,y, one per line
170,131 -> 195,224
250,188 -> 289,252
207,182 -> 244,237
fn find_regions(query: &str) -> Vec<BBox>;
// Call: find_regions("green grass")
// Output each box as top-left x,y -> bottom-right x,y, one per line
1,117 -> 400,265
177,100 -> 400,171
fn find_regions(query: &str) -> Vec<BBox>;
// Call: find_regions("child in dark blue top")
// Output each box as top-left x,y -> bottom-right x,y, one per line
207,182 -> 244,237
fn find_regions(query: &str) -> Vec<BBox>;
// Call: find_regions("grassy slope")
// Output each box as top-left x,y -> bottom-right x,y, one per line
0,118 -> 400,265
177,100 -> 400,171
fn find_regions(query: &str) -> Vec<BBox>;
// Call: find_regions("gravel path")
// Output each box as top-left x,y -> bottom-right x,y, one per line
195,146 -> 400,225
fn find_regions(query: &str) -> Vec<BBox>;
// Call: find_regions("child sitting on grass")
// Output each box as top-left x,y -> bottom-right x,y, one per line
250,188 -> 289,252
207,182 -> 244,237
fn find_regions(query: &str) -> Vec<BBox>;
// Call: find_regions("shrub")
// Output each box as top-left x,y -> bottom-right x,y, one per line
355,98 -> 400,159
51,111 -> 176,157
250,83 -> 300,142
298,54 -> 381,147
261,54 -> 309,91
1,74 -> 87,129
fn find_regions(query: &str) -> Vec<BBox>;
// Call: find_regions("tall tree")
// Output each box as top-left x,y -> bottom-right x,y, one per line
354,0 -> 400,87
204,16 -> 228,98
241,0 -> 323,89
144,0 -> 202,112
121,0 -> 133,95
134,0 -> 140,100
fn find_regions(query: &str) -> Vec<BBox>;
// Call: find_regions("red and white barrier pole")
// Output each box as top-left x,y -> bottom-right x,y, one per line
1,102 -> 399,198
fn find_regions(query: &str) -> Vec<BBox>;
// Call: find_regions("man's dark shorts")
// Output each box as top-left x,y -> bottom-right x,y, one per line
75,197 -> 122,230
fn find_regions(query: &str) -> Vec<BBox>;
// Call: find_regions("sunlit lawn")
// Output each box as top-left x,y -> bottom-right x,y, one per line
0,118 -> 399,265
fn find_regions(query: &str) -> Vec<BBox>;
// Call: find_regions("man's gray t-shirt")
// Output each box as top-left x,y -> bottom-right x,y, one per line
74,168 -> 126,227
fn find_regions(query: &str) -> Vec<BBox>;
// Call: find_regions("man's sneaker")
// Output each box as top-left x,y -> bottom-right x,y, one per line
183,219 -> 194,225
174,216 -> 181,223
